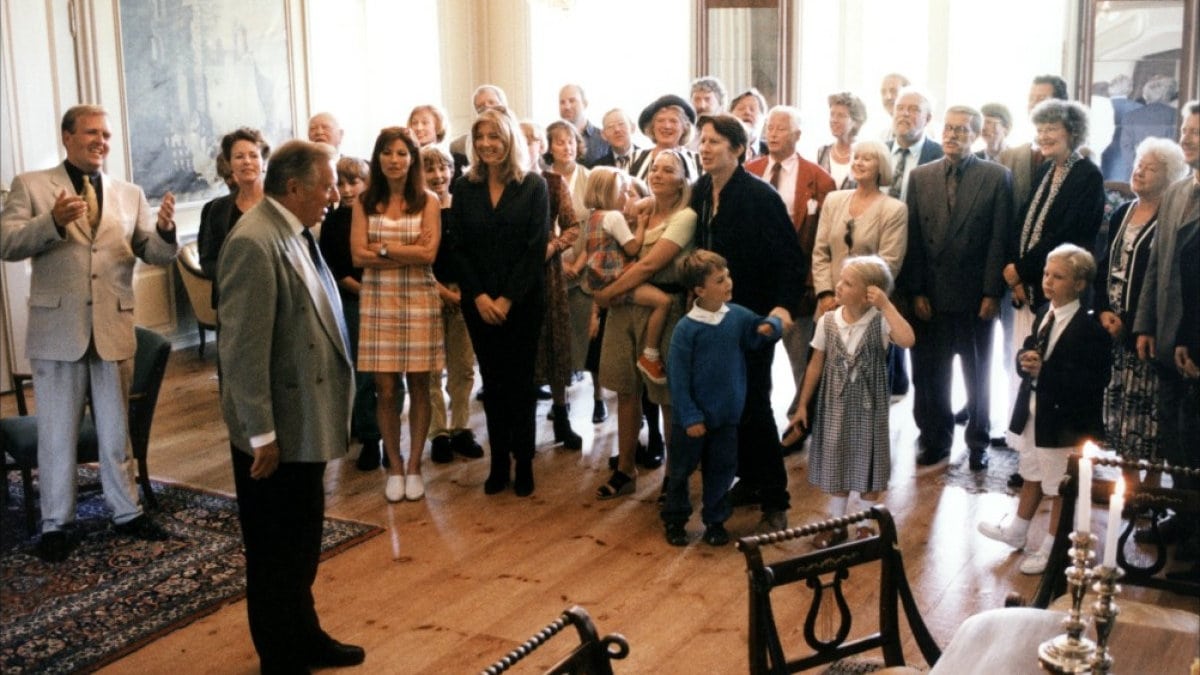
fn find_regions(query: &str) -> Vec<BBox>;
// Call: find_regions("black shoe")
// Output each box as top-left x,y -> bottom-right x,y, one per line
703,522 -> 730,546
37,530 -> 75,563
1007,472 -> 1024,489
592,399 -> 608,424
954,407 -> 970,425
450,431 -> 484,459
513,460 -> 534,497
608,454 -> 619,470
915,446 -> 950,466
968,448 -> 989,472
536,386 -> 552,400
307,638 -> 366,668
637,437 -> 664,469
664,523 -> 688,547
552,405 -> 582,450
430,435 -> 454,464
355,439 -> 381,471
115,515 -> 170,541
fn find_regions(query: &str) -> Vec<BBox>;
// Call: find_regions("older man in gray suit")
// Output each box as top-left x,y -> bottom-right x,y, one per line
217,139 -> 363,673
1134,101 -> 1200,549
1,104 -> 178,562
901,105 -> 1013,469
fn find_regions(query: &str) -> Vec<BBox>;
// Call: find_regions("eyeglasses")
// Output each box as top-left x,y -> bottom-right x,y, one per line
844,219 -> 855,249
943,124 -> 972,137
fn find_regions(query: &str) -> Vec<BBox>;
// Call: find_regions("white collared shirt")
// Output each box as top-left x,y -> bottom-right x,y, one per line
687,302 -> 730,325
892,136 -> 926,201
1041,298 -> 1081,361
766,153 -> 800,217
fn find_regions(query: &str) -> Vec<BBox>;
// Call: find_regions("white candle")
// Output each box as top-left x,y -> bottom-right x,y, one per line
1104,476 -> 1126,568
1076,443 -> 1094,533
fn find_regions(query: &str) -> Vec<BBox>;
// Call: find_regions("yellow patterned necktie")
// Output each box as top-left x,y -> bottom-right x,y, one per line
83,177 -> 100,231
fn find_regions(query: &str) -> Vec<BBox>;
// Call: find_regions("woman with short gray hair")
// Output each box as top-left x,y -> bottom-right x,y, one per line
1095,137 -> 1188,465
817,92 -> 868,189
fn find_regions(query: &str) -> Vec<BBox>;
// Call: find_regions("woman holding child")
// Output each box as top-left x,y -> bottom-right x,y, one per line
592,151 -> 696,500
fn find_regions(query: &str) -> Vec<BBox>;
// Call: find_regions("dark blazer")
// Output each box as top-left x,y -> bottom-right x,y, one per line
690,166 -> 806,316
448,172 -> 549,306
1119,103 -> 1178,161
1009,158 -> 1105,309
591,144 -> 643,171
888,138 -> 945,166
901,156 -> 1013,313
197,193 -> 238,280
1009,305 -> 1111,447
744,153 -> 837,315
1093,200 -> 1156,349
317,203 -> 361,304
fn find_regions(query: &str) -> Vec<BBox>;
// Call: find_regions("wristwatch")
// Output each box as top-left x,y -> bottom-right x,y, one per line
378,243 -> 388,259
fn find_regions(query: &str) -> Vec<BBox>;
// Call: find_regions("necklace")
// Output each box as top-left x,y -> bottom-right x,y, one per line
830,144 -> 851,163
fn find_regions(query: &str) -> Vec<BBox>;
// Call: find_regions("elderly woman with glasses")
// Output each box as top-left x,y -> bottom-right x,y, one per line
810,140 -> 908,319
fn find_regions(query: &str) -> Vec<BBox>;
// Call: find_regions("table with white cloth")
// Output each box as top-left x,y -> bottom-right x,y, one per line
929,606 -> 1198,674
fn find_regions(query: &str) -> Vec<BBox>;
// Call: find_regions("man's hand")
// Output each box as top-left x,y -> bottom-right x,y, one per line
51,189 -> 86,227
250,441 -> 281,479
157,191 -> 176,230
1175,346 -> 1199,379
1136,334 -> 1155,361
686,422 -> 707,438
914,295 -> 933,321
1018,349 -> 1042,378
816,294 -> 838,318
1098,311 -> 1123,339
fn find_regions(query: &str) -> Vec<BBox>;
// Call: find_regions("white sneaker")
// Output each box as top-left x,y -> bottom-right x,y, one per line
385,474 -> 404,503
1019,550 -> 1050,575
977,519 -> 1026,550
405,473 -> 425,501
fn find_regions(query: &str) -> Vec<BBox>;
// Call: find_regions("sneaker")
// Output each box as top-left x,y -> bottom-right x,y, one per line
1019,550 -> 1050,575
636,354 -> 668,385
703,523 -> 730,546
665,523 -> 688,547
977,519 -> 1026,550
430,436 -> 453,464
450,431 -> 484,459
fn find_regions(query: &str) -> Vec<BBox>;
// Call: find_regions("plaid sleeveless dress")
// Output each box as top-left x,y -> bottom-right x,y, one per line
808,309 -> 890,493
358,212 -> 444,373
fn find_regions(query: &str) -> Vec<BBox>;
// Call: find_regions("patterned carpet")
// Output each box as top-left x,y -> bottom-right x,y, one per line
940,446 -> 1020,495
0,469 -> 382,674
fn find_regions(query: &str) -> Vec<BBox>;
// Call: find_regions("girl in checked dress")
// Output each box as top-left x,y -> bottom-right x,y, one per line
789,255 -> 914,547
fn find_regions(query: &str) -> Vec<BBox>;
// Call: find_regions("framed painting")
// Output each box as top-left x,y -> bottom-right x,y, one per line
115,0 -> 298,204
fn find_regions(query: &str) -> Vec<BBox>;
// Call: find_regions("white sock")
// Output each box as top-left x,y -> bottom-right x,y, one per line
829,495 -> 849,518
643,347 -> 660,361
1039,534 -> 1054,554
1009,516 -> 1032,546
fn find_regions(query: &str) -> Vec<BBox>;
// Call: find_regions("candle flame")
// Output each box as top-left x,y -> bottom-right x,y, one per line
1115,475 -> 1125,497
1082,441 -> 1098,458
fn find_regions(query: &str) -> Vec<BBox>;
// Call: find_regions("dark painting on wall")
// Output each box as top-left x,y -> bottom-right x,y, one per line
119,0 -> 294,204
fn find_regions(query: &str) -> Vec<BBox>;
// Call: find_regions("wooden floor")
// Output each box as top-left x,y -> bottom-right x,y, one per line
4,343 -> 1195,674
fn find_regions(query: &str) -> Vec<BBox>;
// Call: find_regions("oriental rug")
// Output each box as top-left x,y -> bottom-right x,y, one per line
0,469 -> 382,674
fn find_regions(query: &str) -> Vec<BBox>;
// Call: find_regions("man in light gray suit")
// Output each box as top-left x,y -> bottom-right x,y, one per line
217,140 -> 363,673
0,104 -> 178,562
901,105 -> 1013,469
1134,101 -> 1200,550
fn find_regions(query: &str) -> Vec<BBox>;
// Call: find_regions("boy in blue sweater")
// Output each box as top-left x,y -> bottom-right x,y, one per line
663,250 -> 783,546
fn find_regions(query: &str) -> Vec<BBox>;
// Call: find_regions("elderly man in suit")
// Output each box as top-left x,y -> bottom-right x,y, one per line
745,105 -> 836,436
1134,100 -> 1200,551
591,108 -> 642,172
901,105 -> 1013,469
886,87 -> 943,399
1,104 -> 178,562
217,140 -> 363,673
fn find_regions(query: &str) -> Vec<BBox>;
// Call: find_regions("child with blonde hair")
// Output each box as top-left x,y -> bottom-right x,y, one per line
790,255 -> 915,547
583,166 -> 674,383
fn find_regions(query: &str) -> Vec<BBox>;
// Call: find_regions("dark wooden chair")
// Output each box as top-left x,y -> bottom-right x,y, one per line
480,605 -> 630,675
1028,454 -> 1200,609
1,326 -> 172,534
736,506 -> 941,674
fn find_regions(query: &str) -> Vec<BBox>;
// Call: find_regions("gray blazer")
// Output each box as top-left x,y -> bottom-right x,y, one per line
0,164 -> 178,362
1134,174 -> 1199,368
901,157 -> 1013,313
998,143 -> 1039,219
217,198 -> 353,462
